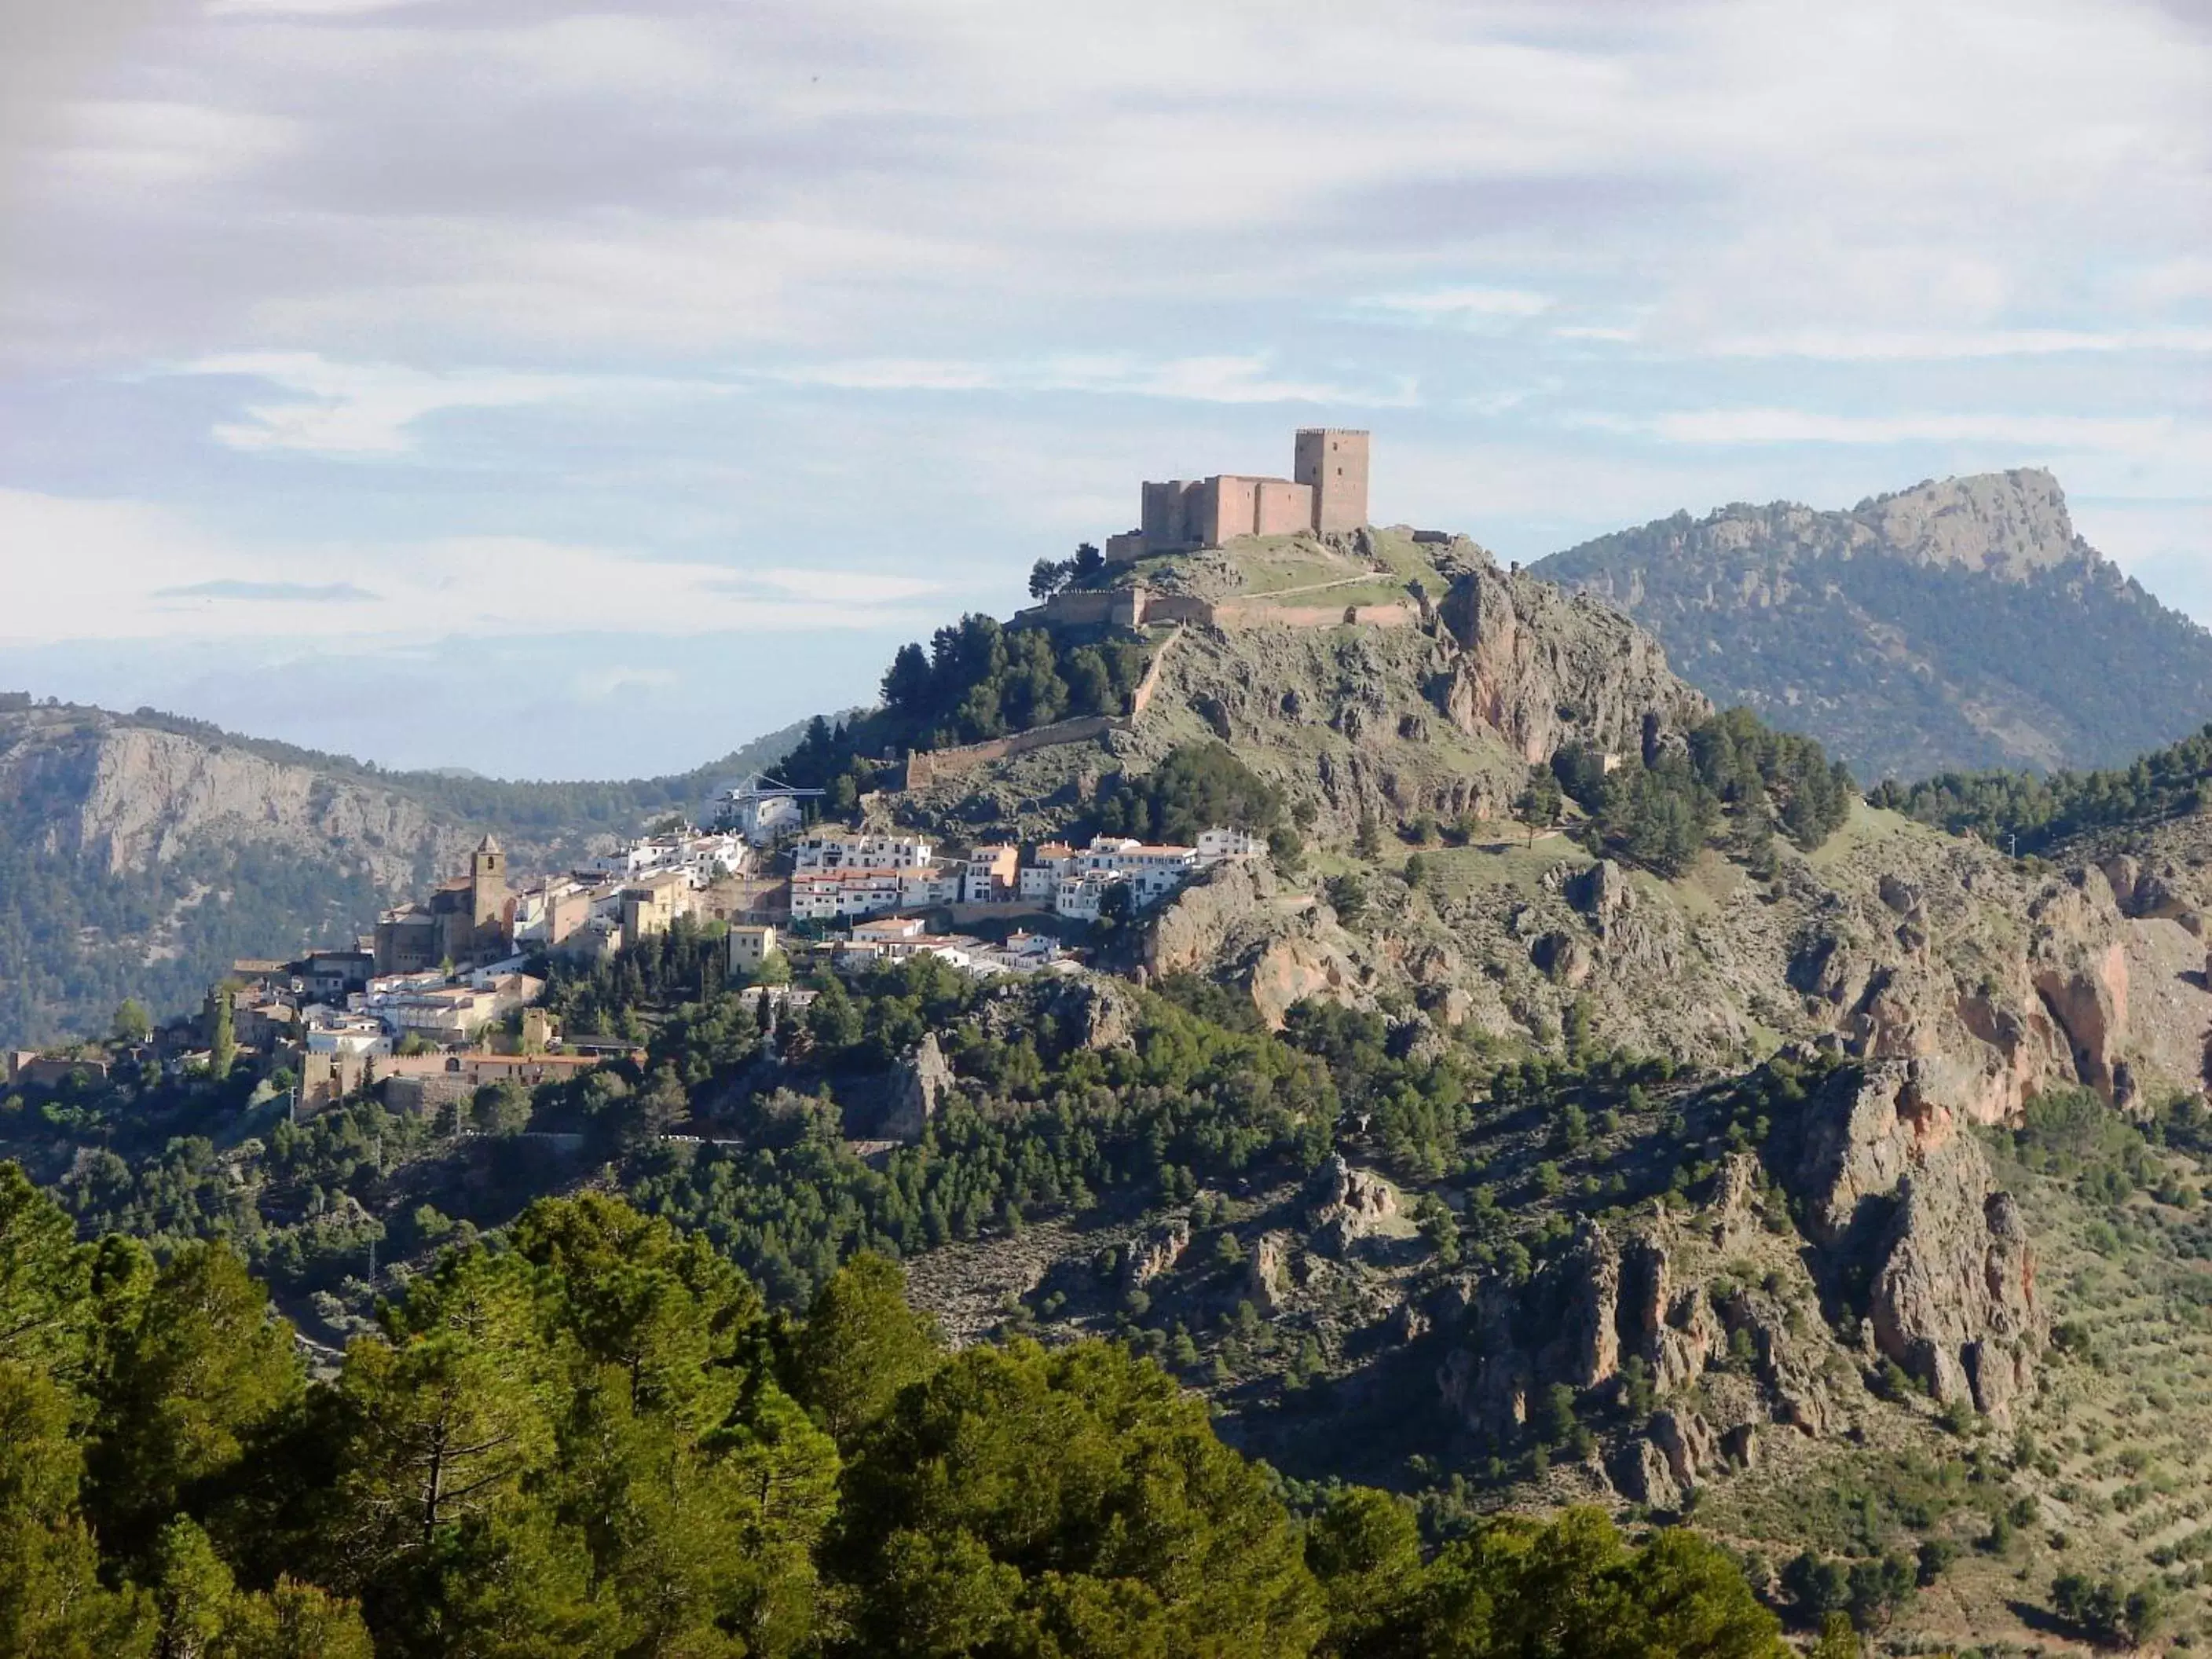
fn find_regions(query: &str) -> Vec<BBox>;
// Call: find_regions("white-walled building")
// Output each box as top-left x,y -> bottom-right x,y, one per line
962,844 -> 1020,903
1018,842 -> 1079,902
1054,869 -> 1130,921
899,865 -> 964,910
1198,827 -> 1264,862
1076,837 -> 1200,880
589,830 -> 749,884
791,831 -> 934,872
790,867 -> 911,922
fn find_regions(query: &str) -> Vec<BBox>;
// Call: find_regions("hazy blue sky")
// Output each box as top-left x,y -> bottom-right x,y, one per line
2,0 -> 2206,777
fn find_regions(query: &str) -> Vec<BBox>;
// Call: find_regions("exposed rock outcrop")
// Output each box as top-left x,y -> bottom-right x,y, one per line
1769,1060 -> 2045,1415
1309,1155 -> 1400,1254
1123,1218 -> 1191,1289
1433,564 -> 1710,765
1567,859 -> 1632,938
1039,975 -> 1137,1051
883,1032 -> 955,1143
1246,1231 -> 1292,1313
1144,858 -> 1370,1027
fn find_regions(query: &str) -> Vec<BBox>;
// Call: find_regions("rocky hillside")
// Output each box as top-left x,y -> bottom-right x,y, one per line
892,532 -> 2208,1119
1532,469 -> 2212,780
24,521 -> 2212,1646
0,700 -> 806,1046
864,534 -> 2212,1643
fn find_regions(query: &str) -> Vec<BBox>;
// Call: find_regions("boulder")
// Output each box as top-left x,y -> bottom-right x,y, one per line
1567,859 -> 1632,936
1042,976 -> 1137,1051
1710,1151 -> 1760,1249
1877,873 -> 1925,917
1246,1231 -> 1292,1313
1393,1298 -> 1430,1343
1531,931 -> 1592,987
1722,1423 -> 1760,1470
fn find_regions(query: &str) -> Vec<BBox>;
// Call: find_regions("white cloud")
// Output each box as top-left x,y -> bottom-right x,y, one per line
171,353 -> 734,456
778,353 -> 1419,408
52,100 -> 292,189
0,489 -> 944,646
1703,327 -> 2212,361
1573,408 -> 2206,457
1352,287 -> 1555,326
753,568 -> 944,605
180,353 -> 587,455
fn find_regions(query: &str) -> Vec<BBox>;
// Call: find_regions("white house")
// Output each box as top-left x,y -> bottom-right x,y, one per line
962,844 -> 1020,903
791,831 -> 934,871
899,865 -> 965,910
1018,842 -> 1079,902
1054,869 -> 1130,921
1197,827 -> 1264,862
789,868 -> 910,922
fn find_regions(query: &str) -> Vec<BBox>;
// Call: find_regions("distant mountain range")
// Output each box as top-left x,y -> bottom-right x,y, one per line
1532,469 -> 2212,781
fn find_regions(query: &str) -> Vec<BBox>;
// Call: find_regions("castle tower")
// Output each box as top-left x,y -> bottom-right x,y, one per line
1293,428 -> 1371,537
470,834 -> 508,931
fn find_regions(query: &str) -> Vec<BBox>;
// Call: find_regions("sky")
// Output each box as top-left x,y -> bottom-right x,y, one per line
0,0 -> 2207,779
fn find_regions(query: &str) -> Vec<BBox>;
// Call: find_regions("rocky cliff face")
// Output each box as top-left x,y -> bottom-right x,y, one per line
0,705 -> 588,1045
1771,1060 -> 2044,1415
1433,562 -> 1710,766
1860,468 -> 2078,577
1435,1152 -> 1849,1512
0,709 -> 573,886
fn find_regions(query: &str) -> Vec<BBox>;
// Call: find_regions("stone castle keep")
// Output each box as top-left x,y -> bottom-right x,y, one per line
1106,427 -> 1370,562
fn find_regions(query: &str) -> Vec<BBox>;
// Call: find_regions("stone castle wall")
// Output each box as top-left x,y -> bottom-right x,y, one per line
902,715 -> 1122,789
901,626 -> 1188,789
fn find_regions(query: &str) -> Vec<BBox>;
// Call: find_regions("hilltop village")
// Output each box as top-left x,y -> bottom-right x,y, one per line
5,430 -> 1374,1116
7,793 -> 1266,1116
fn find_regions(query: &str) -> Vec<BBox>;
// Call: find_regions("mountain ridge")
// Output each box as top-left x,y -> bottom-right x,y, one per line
1533,468 -> 2212,780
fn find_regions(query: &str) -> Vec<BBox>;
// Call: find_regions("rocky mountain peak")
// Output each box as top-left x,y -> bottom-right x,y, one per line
1855,467 -> 2077,578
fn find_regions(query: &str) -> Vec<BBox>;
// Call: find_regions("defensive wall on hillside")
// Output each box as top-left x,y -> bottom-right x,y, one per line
900,624 -> 1188,789
900,573 -> 1429,789
1033,578 -> 1422,633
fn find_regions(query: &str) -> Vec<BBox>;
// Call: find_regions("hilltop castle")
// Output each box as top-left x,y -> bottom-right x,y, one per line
1105,428 -> 1370,562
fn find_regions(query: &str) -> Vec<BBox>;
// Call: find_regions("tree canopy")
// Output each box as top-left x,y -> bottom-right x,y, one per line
0,1170 -> 1792,1657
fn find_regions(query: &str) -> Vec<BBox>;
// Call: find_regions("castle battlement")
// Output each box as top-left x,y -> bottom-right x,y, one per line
1106,428 -> 1370,563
